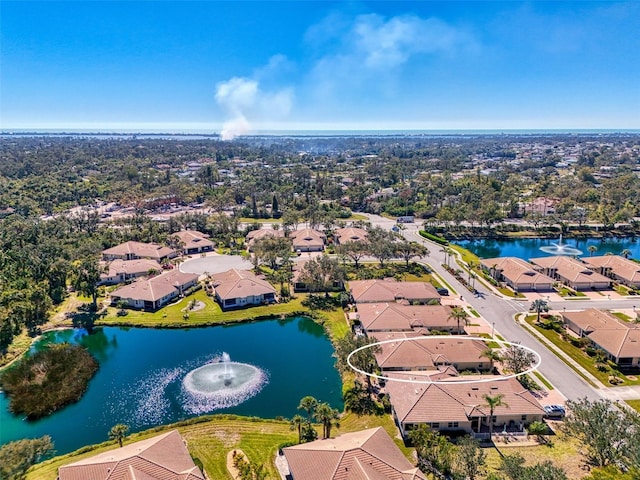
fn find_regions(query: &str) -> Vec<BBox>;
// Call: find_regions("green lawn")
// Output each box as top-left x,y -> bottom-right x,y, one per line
625,400 -> 640,412
612,311 -> 632,322
97,289 -> 309,328
524,315 -> 640,387
26,412 -> 408,480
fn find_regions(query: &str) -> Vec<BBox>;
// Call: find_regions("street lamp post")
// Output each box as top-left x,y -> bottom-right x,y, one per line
491,322 -> 495,339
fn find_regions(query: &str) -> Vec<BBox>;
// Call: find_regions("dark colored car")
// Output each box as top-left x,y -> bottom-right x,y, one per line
437,288 -> 449,296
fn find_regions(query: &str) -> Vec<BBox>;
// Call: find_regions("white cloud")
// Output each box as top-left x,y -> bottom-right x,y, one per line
353,14 -> 467,68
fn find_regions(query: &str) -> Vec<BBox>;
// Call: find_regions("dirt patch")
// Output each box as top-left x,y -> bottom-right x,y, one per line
226,449 -> 246,480
215,430 -> 240,448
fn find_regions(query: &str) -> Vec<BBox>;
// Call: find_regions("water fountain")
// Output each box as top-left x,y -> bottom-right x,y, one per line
182,352 -> 268,414
539,234 -> 583,256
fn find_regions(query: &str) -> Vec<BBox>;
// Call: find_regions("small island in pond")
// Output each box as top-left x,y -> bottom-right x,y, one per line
0,343 -> 98,420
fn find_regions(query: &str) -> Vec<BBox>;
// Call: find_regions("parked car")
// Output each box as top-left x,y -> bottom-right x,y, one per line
437,287 -> 449,296
543,404 -> 566,418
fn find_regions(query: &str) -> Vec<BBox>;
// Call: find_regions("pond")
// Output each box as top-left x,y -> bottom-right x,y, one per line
457,237 -> 640,260
0,316 -> 343,455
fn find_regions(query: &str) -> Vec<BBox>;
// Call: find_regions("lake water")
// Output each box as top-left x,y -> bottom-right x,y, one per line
0,317 -> 343,455
457,237 -> 640,260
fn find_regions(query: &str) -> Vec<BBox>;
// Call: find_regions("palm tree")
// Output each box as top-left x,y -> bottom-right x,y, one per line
482,394 -> 508,443
588,245 -> 598,257
298,396 -> 319,421
530,299 -> 549,323
108,423 -> 129,448
621,249 -> 632,259
467,261 -> 477,284
290,414 -> 305,443
448,307 -> 470,334
480,348 -> 502,372
313,402 -> 340,439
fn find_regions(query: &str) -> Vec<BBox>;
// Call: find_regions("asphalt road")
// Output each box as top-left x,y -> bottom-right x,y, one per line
360,213 -> 608,401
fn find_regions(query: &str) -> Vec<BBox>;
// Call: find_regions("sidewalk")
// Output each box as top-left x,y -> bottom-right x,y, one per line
517,315 -> 604,390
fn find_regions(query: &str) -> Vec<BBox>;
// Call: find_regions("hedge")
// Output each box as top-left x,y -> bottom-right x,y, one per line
418,231 -> 449,245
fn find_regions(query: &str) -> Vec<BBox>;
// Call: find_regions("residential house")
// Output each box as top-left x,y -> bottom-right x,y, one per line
110,270 -> 198,311
289,228 -> 326,252
349,279 -> 440,304
172,230 -> 214,255
386,377 -> 545,439
102,241 -> 177,262
370,333 -> 491,372
58,430 -> 204,480
355,303 -> 458,333
99,258 -> 162,285
530,256 -> 611,290
212,269 -> 276,310
245,228 -> 285,251
582,255 -> 640,288
562,308 -> 640,368
480,257 -> 554,292
283,427 -> 426,480
521,196 -> 557,216
334,227 -> 368,245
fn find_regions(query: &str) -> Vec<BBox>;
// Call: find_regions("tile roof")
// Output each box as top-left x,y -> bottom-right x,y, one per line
101,259 -> 162,280
284,427 -> 426,480
335,227 -> 368,244
349,280 -> 439,304
212,269 -> 276,300
356,303 -> 455,332
58,430 -> 204,480
371,335 -> 489,370
245,228 -> 285,244
102,241 -> 176,260
529,256 -> 610,285
289,228 -> 326,249
564,309 -> 640,359
480,257 -> 554,287
387,377 -> 545,425
582,255 -> 640,284
171,230 -> 214,250
110,270 -> 198,302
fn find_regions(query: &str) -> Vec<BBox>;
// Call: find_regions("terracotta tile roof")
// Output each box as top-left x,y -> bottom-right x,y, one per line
101,259 -> 162,280
284,427 -> 426,480
110,270 -> 198,302
172,230 -> 214,251
102,241 -> 176,260
349,280 -> 439,304
588,327 -> 640,358
530,256 -> 610,285
289,228 -> 326,249
356,303 -> 455,332
583,255 -> 640,284
335,227 -> 368,244
562,308 -> 624,333
480,257 -> 554,287
387,377 -> 544,425
372,335 -> 489,370
58,430 -> 204,480
212,269 -> 276,300
245,228 -> 285,245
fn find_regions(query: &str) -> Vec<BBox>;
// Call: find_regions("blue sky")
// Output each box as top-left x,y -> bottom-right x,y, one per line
2,1 -> 639,133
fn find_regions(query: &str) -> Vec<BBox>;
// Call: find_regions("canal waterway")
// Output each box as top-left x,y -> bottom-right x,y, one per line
457,237 -> 640,260
0,316 -> 343,455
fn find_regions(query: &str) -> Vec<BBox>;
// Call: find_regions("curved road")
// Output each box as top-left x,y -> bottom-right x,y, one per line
361,213 -> 629,402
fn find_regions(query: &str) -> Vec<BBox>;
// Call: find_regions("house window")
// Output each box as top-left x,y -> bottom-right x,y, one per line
447,422 -> 459,428
521,415 -> 527,421
226,298 -> 237,305
431,423 -> 440,429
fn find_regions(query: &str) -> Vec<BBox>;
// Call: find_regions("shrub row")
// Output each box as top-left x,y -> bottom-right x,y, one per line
418,230 -> 449,245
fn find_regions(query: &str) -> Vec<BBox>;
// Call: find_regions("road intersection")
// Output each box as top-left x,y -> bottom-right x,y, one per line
360,213 -> 640,404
